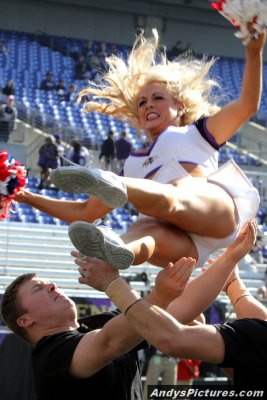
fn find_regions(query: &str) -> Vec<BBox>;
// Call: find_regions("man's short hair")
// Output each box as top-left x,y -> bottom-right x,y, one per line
1,273 -> 36,342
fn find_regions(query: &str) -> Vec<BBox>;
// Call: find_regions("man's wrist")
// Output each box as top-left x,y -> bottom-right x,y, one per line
221,249 -> 241,267
105,277 -> 141,314
226,278 -> 250,307
104,275 -> 120,292
145,288 -> 170,310
224,277 -> 239,294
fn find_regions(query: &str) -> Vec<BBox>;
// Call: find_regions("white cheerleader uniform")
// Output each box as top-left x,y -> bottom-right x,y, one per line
123,118 -> 260,267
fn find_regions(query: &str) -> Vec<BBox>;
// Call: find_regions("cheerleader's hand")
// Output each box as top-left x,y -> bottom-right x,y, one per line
245,27 -> 266,53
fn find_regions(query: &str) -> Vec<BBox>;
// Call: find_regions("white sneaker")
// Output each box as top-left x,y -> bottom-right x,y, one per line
68,221 -> 134,270
50,166 -> 127,208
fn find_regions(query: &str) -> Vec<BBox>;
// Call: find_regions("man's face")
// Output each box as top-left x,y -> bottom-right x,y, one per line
6,97 -> 14,107
17,277 -> 77,329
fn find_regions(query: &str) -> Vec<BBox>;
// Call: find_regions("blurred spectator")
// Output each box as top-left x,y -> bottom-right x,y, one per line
115,131 -> 132,172
144,346 -> 177,399
235,228 -> 265,271
110,43 -> 118,55
184,42 -> 195,57
0,95 -> 17,142
40,71 -> 55,91
0,39 -> 9,55
65,83 -> 78,103
99,131 -> 115,171
53,133 -> 67,166
168,40 -> 185,59
1,79 -> 16,97
88,54 -> 105,81
177,359 -> 201,385
67,139 -> 91,167
55,79 -> 67,101
37,135 -> 60,189
75,54 -> 90,80
257,268 -> 267,299
250,231 -> 265,264
252,176 -> 265,199
89,55 -> 101,69
82,39 -> 94,62
237,252 -> 258,273
97,42 -> 108,57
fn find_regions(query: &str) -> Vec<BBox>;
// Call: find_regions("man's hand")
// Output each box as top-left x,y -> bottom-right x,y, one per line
224,219 -> 257,264
149,257 -> 195,308
71,250 -> 119,291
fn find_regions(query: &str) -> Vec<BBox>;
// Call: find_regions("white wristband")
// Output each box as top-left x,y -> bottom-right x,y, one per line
105,277 -> 141,314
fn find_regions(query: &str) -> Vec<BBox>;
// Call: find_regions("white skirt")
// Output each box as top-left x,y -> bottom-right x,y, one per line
153,158 -> 260,267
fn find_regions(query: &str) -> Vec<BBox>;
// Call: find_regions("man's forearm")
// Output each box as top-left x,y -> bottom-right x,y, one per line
145,286 -> 173,309
167,249 -> 237,324
106,276 -> 176,314
104,282 -> 182,356
101,278 -> 178,355
226,278 -> 267,319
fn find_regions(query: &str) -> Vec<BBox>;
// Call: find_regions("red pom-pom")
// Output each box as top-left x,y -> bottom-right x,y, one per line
211,0 -> 240,28
0,151 -> 27,220
211,1 -> 225,11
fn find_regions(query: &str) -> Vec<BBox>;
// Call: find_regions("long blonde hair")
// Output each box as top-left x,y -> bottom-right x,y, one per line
78,29 -> 222,129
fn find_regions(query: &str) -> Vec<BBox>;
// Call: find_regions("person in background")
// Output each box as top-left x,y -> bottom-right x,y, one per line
65,83 -> 78,103
177,359 -> 201,386
115,131 -> 132,173
168,40 -> 185,58
40,71 -> 55,91
1,79 -> 16,97
144,346 -> 178,398
257,268 -> 267,300
37,135 -> 60,189
250,231 -> 265,264
0,39 -> 9,56
82,39 -> 94,63
75,54 -> 89,80
53,133 -> 66,166
67,139 -> 91,167
0,95 -> 17,142
99,131 -> 115,171
56,79 -> 67,102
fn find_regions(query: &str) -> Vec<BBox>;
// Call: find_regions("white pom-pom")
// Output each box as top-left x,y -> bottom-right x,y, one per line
212,0 -> 267,44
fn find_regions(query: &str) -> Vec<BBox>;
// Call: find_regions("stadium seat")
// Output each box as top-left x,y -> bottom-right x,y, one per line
38,215 -> 57,224
20,214 -> 39,224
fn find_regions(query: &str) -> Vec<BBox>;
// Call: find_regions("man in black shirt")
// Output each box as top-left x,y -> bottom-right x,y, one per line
32,311 -> 144,400
0,255 -> 192,400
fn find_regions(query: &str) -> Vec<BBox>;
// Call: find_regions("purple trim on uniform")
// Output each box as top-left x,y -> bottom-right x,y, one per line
144,166 -> 162,179
195,117 -> 224,150
179,161 -> 198,165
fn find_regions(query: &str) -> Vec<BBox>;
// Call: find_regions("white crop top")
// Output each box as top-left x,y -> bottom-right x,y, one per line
123,118 -> 222,179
